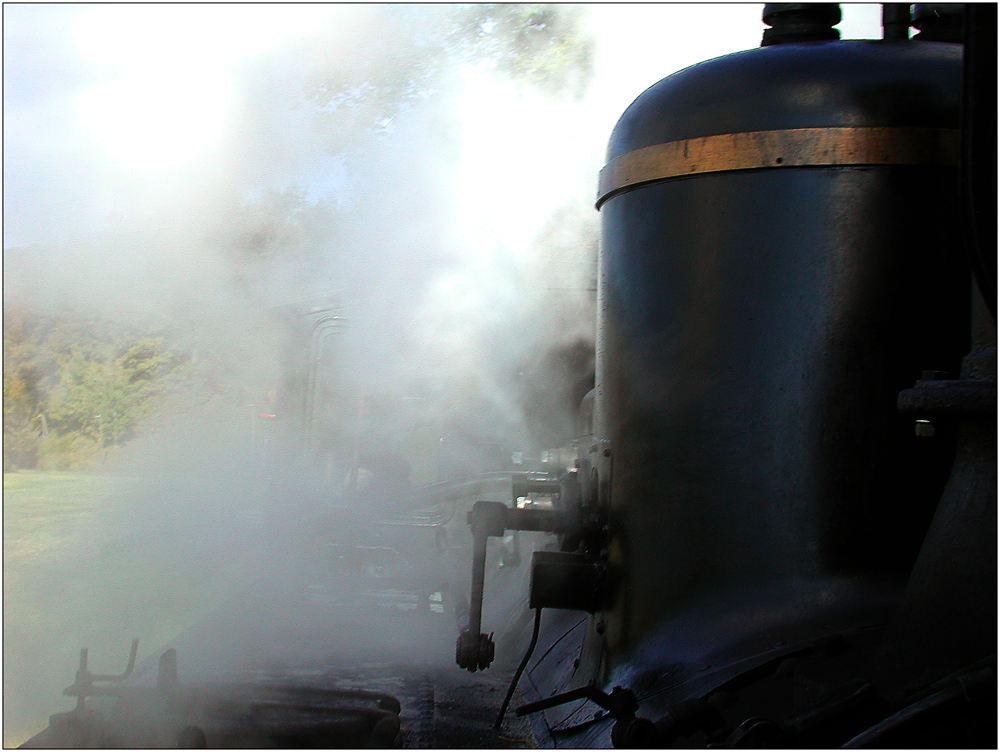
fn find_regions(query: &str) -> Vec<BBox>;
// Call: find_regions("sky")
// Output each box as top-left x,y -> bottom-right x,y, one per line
1,3 -> 883,406
2,3 -> 886,412
4,3 -> 883,251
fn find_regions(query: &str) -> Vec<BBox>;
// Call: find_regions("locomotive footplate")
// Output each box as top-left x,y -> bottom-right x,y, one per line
23,642 -> 538,748
23,646 -> 405,748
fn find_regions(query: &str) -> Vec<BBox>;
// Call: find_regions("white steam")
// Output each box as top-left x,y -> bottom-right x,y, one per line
3,4 -> 885,743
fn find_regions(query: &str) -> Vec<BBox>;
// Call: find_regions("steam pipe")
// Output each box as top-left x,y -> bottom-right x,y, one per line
960,1 -> 998,315
494,608 -> 542,730
882,4 -> 911,39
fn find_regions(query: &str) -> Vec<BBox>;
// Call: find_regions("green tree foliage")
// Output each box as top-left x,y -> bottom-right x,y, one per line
48,339 -> 189,448
222,186 -> 336,262
449,4 -> 594,97
3,372 -> 43,470
307,4 -> 594,150
217,5 -> 594,273
3,306 -> 191,470
4,306 -> 47,469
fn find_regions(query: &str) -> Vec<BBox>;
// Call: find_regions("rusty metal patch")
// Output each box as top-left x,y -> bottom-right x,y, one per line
597,127 -> 959,207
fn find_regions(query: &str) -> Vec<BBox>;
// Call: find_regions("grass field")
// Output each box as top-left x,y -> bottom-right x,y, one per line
3,471 -> 247,747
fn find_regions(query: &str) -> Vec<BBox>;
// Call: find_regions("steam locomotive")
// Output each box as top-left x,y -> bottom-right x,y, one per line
24,3 -> 995,748
458,4 -> 996,747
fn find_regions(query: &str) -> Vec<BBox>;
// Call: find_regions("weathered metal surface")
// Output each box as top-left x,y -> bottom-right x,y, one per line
516,11 -> 992,750
595,34 -> 966,659
897,377 -> 997,417
26,675 -> 404,748
761,3 -> 841,46
528,551 -> 601,612
25,603 -> 542,748
874,299 -> 997,702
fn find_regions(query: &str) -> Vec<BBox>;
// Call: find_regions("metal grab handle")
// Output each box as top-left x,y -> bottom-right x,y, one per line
66,639 -> 140,710
517,683 -> 637,718
88,638 -> 139,681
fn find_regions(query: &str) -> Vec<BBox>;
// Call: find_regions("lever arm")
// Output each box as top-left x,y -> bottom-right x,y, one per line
455,501 -> 569,672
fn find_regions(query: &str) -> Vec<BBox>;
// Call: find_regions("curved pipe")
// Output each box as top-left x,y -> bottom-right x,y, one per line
494,608 -> 542,730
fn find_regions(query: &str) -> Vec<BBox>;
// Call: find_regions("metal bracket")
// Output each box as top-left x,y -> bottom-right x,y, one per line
897,376 -> 997,418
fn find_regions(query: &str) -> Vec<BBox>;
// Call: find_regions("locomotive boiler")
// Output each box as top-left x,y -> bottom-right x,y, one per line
458,3 -> 996,748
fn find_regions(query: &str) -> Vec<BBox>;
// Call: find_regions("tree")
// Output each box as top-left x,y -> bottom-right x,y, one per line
448,4 -> 594,98
210,4 -> 594,276
3,364 -> 43,470
220,187 -> 335,262
306,4 -> 594,152
48,338 -> 189,449
2,302 -> 194,469
3,305 -> 47,469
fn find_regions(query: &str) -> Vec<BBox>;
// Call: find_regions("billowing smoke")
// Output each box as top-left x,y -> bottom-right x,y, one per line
4,5 -> 605,743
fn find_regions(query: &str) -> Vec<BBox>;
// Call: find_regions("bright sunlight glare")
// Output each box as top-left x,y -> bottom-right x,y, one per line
68,4 -> 359,175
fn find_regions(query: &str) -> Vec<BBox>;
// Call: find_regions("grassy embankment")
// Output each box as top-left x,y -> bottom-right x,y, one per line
3,471 -> 245,747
